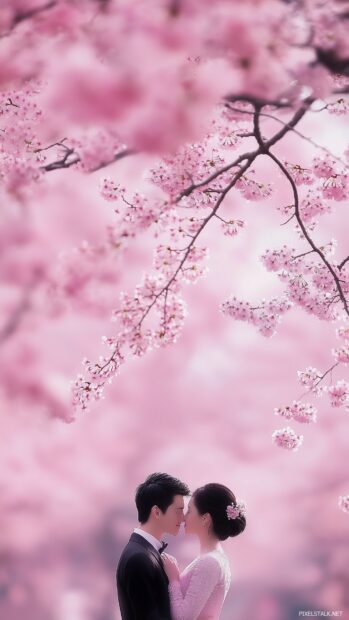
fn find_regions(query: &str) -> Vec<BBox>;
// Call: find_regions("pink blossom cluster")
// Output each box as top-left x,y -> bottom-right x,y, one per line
0,86 -> 44,197
274,401 -> 317,424
271,427 -> 304,452
327,99 -> 349,116
332,325 -> 349,364
153,244 -> 208,283
284,162 -> 314,185
99,178 -> 125,203
73,265 -> 187,412
220,294 -> 292,337
297,367 -> 324,396
327,380 -> 349,409
213,113 -> 245,149
332,345 -> 349,365
221,219 -> 245,237
282,154 -> 349,217
292,322 -> 349,420
100,181 -> 170,243
72,375 -> 106,413
152,209 -> 203,243
235,173 -> 273,201
260,246 -> 306,273
260,242 -> 346,322
299,193 -> 331,223
149,140 -> 230,205
311,263 -> 342,293
313,156 -> 337,179
306,155 -> 349,202
336,326 -> 349,340
338,495 -> 349,514
322,173 -> 348,201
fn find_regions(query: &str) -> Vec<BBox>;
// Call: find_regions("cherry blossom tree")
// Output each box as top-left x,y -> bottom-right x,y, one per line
1,0 -> 349,499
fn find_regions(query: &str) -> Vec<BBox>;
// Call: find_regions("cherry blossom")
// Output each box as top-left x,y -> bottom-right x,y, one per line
297,367 -> 324,396
274,401 -> 317,424
338,495 -> 349,514
221,219 -> 245,237
332,344 -> 349,365
312,156 -> 337,180
327,380 -> 349,409
327,98 -> 349,116
299,193 -> 331,223
322,173 -> 348,201
271,427 -> 304,452
235,173 -> 273,201
284,162 -> 314,186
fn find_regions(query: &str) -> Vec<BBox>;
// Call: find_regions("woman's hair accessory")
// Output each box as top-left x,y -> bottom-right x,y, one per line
226,498 -> 247,520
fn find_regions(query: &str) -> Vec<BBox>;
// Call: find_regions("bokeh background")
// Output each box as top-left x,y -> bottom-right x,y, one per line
1,105 -> 348,620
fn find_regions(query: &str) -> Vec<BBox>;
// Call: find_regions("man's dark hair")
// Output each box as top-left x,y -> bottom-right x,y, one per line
135,472 -> 190,523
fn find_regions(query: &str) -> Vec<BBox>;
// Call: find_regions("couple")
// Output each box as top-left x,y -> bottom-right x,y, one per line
116,473 -> 247,620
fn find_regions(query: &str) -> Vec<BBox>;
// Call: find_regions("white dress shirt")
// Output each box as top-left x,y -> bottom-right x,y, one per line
133,527 -> 163,552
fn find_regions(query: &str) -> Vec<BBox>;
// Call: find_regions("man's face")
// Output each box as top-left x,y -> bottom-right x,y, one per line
159,494 -> 185,535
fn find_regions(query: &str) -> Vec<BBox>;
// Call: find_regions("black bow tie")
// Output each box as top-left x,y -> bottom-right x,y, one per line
159,541 -> 168,554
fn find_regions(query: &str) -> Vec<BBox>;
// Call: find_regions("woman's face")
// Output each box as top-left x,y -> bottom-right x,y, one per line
184,496 -> 206,536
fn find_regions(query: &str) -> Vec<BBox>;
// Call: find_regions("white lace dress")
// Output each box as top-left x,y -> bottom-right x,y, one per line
168,546 -> 231,620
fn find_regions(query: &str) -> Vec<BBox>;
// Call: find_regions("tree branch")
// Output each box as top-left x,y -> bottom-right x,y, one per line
93,101 -> 313,380
252,105 -> 349,315
338,256 -> 349,271
41,147 -> 135,172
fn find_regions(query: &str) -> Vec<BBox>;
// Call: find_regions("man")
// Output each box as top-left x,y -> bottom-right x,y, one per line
116,472 -> 190,620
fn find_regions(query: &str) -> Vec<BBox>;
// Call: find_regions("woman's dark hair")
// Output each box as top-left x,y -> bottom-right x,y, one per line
135,472 -> 190,523
193,483 -> 246,541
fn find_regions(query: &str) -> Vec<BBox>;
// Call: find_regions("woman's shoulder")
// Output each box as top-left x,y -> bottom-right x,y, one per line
207,549 -> 231,579
194,549 -> 228,574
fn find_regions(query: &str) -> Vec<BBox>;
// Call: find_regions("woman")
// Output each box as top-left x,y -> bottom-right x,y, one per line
162,483 -> 246,620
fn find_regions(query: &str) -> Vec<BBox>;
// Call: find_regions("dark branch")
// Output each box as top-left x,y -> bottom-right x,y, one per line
41,147 -> 136,173
338,256 -> 349,270
315,48 -> 349,77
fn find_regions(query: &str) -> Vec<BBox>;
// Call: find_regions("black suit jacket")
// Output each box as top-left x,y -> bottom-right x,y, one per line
116,533 -> 172,620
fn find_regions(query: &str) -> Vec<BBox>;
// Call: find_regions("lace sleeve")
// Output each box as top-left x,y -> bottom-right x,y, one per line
168,555 -> 221,620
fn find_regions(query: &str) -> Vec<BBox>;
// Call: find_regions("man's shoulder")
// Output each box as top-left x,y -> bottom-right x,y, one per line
117,546 -> 159,583
118,539 -> 154,569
